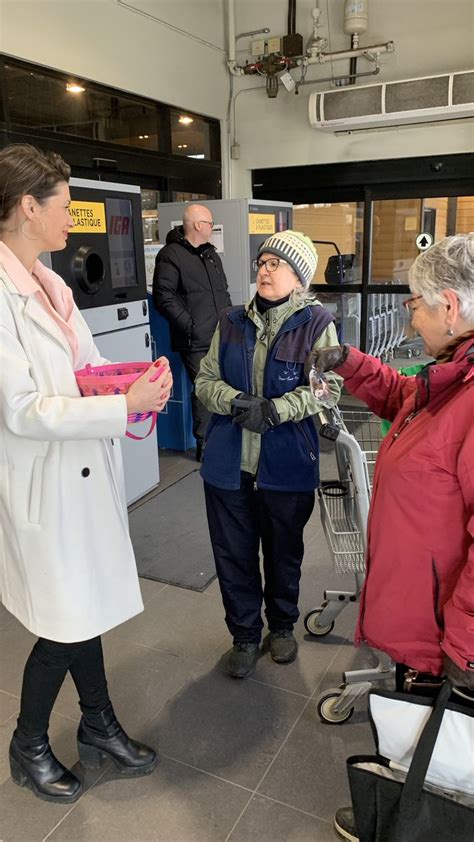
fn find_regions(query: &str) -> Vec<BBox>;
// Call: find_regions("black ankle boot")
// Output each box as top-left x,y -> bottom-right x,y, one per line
9,733 -> 82,804
77,704 -> 157,777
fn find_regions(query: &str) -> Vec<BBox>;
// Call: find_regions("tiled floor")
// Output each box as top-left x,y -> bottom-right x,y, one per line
0,448 -> 376,842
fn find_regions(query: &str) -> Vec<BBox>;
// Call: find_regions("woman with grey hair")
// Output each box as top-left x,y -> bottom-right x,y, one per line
305,233 -> 474,842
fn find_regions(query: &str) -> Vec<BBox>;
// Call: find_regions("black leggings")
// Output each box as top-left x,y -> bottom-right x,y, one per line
16,636 -> 110,741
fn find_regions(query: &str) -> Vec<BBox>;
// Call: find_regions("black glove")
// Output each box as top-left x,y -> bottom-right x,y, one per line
304,345 -> 350,380
230,393 -> 254,418
443,654 -> 474,691
231,395 -> 280,434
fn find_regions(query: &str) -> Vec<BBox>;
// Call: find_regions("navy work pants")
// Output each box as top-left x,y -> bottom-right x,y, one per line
204,472 -> 315,644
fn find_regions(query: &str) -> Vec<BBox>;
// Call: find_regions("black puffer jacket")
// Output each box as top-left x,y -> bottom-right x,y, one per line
152,226 -> 232,352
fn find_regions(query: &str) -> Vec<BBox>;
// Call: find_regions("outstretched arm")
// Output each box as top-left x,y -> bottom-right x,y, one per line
307,345 -> 418,421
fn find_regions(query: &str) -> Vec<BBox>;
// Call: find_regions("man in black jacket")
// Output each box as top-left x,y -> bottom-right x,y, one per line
152,204 -> 232,459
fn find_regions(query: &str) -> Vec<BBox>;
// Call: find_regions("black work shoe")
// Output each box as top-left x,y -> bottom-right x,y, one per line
269,630 -> 298,664
224,643 -> 260,678
9,734 -> 82,804
334,807 -> 359,842
77,703 -> 157,777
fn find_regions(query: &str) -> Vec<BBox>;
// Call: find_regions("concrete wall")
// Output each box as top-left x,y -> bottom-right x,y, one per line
0,0 -> 229,119
230,0 -> 474,196
1,0 -> 473,198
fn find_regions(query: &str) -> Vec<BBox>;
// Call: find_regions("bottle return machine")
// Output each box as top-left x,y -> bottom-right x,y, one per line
47,178 -> 159,505
156,198 -> 293,306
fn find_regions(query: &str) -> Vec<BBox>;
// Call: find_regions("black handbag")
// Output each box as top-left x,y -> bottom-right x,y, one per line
347,680 -> 474,841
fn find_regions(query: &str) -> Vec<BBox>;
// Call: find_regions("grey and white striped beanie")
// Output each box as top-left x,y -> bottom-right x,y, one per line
257,230 -> 318,287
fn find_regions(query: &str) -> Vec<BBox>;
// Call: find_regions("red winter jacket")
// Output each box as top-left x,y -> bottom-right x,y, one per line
336,337 -> 474,676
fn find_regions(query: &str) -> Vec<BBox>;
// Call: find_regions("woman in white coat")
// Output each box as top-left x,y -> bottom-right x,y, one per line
0,144 -> 172,804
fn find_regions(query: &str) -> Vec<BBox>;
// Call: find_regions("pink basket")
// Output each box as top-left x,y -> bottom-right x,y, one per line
75,361 -> 164,440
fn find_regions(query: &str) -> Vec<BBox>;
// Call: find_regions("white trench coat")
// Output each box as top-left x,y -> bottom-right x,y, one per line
0,251 -> 143,642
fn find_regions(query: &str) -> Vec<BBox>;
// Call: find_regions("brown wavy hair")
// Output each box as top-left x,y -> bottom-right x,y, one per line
0,143 -> 70,226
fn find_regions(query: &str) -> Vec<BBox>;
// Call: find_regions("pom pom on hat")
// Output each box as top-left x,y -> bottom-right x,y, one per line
257,230 -> 318,287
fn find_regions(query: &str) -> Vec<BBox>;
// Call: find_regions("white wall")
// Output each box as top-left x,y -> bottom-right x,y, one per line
230,0 -> 474,196
0,0 -> 229,119
1,0 -> 472,199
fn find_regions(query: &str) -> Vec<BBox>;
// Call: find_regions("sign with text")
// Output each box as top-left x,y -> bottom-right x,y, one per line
248,213 -> 275,235
69,201 -> 107,233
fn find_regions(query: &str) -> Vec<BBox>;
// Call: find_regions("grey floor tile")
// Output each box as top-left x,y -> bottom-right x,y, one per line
139,577 -> 168,604
47,755 -> 251,842
252,625 -> 344,698
154,666 -> 307,789
156,449 -> 198,490
0,620 -> 36,697
110,585 -> 230,662
0,603 -> 16,631
54,640 -> 209,732
257,700 -> 372,822
0,712 -> 107,842
229,793 -> 335,841
203,577 -> 222,597
0,721 -> 14,785
0,445 -> 371,841
0,691 -> 20,726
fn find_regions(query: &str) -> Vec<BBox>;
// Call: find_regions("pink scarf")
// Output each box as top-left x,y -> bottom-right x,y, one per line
0,241 -> 79,364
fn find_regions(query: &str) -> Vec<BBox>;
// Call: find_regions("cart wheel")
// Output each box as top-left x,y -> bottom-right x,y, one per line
304,609 -> 335,637
317,689 -> 354,724
406,348 -> 413,358
413,348 -> 421,357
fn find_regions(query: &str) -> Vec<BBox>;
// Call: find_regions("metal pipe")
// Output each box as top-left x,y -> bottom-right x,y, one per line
288,0 -> 296,34
298,64 -> 380,89
236,28 -> 270,39
305,40 -> 394,64
349,34 -> 357,85
227,0 -> 245,75
228,0 -> 235,63
232,64 -> 380,133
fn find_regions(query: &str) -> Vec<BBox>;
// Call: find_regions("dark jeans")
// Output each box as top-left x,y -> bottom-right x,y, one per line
204,472 -> 315,644
15,636 -> 109,742
180,349 -> 211,444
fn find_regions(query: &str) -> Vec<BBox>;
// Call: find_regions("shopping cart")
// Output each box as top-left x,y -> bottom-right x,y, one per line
304,407 -> 395,724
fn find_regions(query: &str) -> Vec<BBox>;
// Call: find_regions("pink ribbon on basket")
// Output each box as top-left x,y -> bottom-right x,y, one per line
75,360 -> 165,441
125,411 -> 157,440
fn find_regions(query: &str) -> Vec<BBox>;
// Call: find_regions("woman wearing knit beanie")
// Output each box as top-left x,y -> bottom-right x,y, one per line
195,230 -> 342,678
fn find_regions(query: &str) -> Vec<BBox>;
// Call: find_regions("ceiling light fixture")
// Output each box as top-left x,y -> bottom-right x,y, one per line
178,116 -> 193,125
66,82 -> 85,94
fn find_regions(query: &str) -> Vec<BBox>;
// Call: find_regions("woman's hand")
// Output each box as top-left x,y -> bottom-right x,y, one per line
126,357 -> 173,415
304,345 -> 349,379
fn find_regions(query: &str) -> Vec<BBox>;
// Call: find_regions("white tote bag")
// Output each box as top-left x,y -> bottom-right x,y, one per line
368,687 -> 474,799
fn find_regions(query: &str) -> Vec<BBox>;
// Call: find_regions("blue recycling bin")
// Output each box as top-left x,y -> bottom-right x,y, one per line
148,295 -> 195,451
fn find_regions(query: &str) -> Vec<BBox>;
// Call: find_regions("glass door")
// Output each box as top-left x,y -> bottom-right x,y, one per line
293,201 -> 363,350
301,190 -> 474,362
366,193 -> 474,365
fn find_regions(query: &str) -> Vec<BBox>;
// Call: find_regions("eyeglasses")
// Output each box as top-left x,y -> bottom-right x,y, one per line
402,294 -> 423,317
252,257 -> 289,273
198,219 -> 214,227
